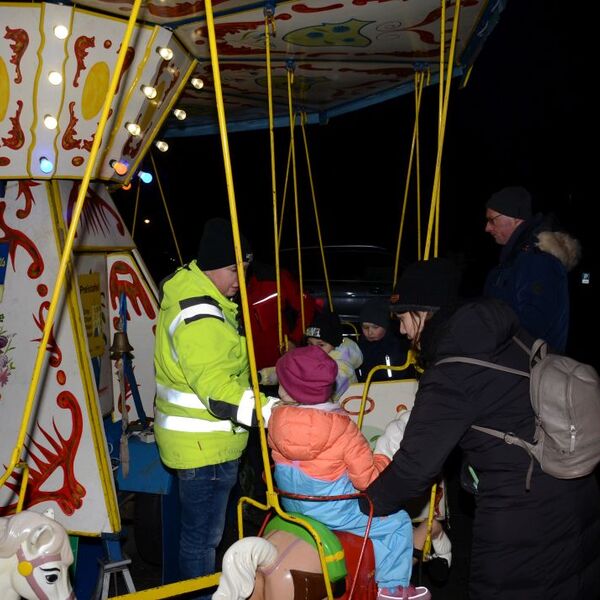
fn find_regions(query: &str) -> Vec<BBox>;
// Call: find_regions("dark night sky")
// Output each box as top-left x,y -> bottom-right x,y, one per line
112,0 -> 595,364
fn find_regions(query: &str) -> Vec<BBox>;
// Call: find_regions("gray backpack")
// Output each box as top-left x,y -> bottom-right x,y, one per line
436,337 -> 600,489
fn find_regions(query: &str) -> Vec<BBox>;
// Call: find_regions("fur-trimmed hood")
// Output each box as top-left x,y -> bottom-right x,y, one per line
536,230 -> 581,271
501,213 -> 581,272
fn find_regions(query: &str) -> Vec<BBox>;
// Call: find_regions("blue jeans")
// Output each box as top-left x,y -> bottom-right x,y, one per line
177,460 -> 239,598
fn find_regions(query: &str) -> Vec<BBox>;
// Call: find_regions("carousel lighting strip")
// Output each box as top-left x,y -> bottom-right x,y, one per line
97,26 -> 159,179
120,56 -> 198,186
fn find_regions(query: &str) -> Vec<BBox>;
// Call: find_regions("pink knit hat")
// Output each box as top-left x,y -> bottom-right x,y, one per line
276,346 -> 338,405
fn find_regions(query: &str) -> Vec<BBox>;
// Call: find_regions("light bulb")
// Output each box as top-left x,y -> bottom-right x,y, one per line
155,140 -> 169,152
173,109 -> 186,121
48,71 -> 63,85
157,47 -> 173,61
126,122 -> 141,136
43,115 -> 58,129
53,25 -> 69,39
138,171 -> 153,184
190,77 -> 204,90
141,85 -> 157,99
110,159 -> 128,175
143,218 -> 150,224
122,183 -> 132,191
40,157 -> 54,173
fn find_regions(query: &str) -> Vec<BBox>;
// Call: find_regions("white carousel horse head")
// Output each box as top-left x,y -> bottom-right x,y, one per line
0,508 -> 75,600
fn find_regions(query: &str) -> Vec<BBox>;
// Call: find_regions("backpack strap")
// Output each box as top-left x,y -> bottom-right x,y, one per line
512,336 -> 548,368
435,355 -> 535,491
435,356 -> 529,378
471,426 -> 536,491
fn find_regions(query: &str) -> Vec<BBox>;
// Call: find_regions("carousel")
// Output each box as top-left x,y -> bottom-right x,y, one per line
0,0 -> 504,597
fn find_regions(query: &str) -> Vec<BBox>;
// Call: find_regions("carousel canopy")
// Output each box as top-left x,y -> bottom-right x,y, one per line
0,0 -> 505,182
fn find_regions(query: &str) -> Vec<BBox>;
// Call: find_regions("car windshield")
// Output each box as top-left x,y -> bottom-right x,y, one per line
281,246 -> 394,282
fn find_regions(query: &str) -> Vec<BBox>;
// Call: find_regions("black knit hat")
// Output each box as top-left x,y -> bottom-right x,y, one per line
486,186 -> 532,219
390,258 -> 460,313
197,218 -> 253,271
359,299 -> 390,329
305,310 -> 343,347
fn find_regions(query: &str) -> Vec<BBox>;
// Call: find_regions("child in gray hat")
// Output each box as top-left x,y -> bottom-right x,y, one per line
357,298 -> 412,382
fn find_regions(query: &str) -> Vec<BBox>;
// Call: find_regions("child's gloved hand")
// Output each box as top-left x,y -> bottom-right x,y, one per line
373,411 -> 410,459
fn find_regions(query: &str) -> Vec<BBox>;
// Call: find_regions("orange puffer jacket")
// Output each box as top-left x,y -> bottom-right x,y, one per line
268,403 -> 389,490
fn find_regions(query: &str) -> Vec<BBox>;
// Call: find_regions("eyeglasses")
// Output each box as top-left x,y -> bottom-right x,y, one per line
485,214 -> 503,225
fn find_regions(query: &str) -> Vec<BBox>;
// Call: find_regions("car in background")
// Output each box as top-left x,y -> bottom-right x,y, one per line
279,245 -> 398,325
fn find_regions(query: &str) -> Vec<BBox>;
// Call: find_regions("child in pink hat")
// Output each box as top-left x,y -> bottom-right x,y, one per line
268,345 -> 430,600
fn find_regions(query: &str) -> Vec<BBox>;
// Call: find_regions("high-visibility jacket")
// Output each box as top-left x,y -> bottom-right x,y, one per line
153,260 -> 277,469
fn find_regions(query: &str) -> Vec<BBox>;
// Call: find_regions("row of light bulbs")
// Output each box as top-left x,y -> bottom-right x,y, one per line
40,30 -> 201,174
38,153 -> 157,179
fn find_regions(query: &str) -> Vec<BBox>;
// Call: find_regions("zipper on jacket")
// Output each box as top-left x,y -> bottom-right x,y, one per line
567,368 -> 576,453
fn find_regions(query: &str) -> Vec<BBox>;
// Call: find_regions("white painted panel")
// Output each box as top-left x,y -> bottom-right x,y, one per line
107,252 -> 158,422
0,180 -> 117,534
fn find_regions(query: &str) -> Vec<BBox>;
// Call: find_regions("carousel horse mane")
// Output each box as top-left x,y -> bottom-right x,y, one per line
214,530 -> 332,600
213,536 -> 278,600
0,509 -> 75,600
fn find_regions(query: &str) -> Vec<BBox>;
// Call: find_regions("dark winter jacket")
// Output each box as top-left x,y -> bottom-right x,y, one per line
356,332 -> 413,382
361,299 -> 600,599
484,213 -> 580,352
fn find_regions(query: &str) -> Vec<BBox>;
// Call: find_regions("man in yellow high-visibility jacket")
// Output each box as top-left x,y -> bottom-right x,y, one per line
154,217 -> 277,594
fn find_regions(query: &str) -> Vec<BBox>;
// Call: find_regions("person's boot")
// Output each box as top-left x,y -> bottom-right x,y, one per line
377,584 -> 432,599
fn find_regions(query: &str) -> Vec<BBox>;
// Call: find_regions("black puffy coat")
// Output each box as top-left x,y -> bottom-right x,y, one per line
356,331 -> 413,382
362,299 -> 600,599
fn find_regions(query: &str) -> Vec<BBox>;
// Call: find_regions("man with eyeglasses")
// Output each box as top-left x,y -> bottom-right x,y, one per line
483,186 -> 580,352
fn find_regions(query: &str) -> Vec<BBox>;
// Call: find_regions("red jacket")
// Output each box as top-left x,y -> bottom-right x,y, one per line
247,269 -> 317,370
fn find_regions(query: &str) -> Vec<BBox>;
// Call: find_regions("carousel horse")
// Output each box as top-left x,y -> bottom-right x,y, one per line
213,514 -> 376,600
0,509 -> 75,600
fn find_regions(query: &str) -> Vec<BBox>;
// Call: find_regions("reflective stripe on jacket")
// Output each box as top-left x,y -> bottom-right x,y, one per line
153,261 -> 276,469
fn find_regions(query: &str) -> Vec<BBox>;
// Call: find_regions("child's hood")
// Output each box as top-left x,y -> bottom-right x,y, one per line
268,404 -> 353,461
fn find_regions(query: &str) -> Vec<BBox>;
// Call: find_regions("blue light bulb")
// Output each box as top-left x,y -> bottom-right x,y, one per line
138,170 -> 153,184
40,157 -> 54,173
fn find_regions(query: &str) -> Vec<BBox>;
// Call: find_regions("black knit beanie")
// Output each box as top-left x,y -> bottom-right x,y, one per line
305,310 -> 343,347
197,218 -> 252,271
359,299 -> 390,328
486,186 -> 532,219
390,258 -> 460,313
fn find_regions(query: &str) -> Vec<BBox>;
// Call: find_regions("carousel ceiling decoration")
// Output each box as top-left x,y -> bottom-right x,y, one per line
0,2 -> 196,182
1,0 -> 504,151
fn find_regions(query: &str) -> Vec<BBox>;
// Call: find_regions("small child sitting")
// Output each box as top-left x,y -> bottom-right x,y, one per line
260,309 -> 363,402
268,345 -> 431,600
356,298 -> 412,382
304,310 -> 363,400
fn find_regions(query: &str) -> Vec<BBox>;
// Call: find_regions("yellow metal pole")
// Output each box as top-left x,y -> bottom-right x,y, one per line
15,463 -> 29,513
264,12 -> 284,355
300,115 -> 333,311
204,0 -> 277,503
423,0 -> 461,260
286,68 -> 306,333
422,483 -> 438,558
393,70 -> 425,291
439,0 -> 446,139
0,0 -> 145,490
277,140 -> 293,250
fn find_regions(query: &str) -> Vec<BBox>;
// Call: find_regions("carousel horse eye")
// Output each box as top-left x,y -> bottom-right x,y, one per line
45,573 -> 59,583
